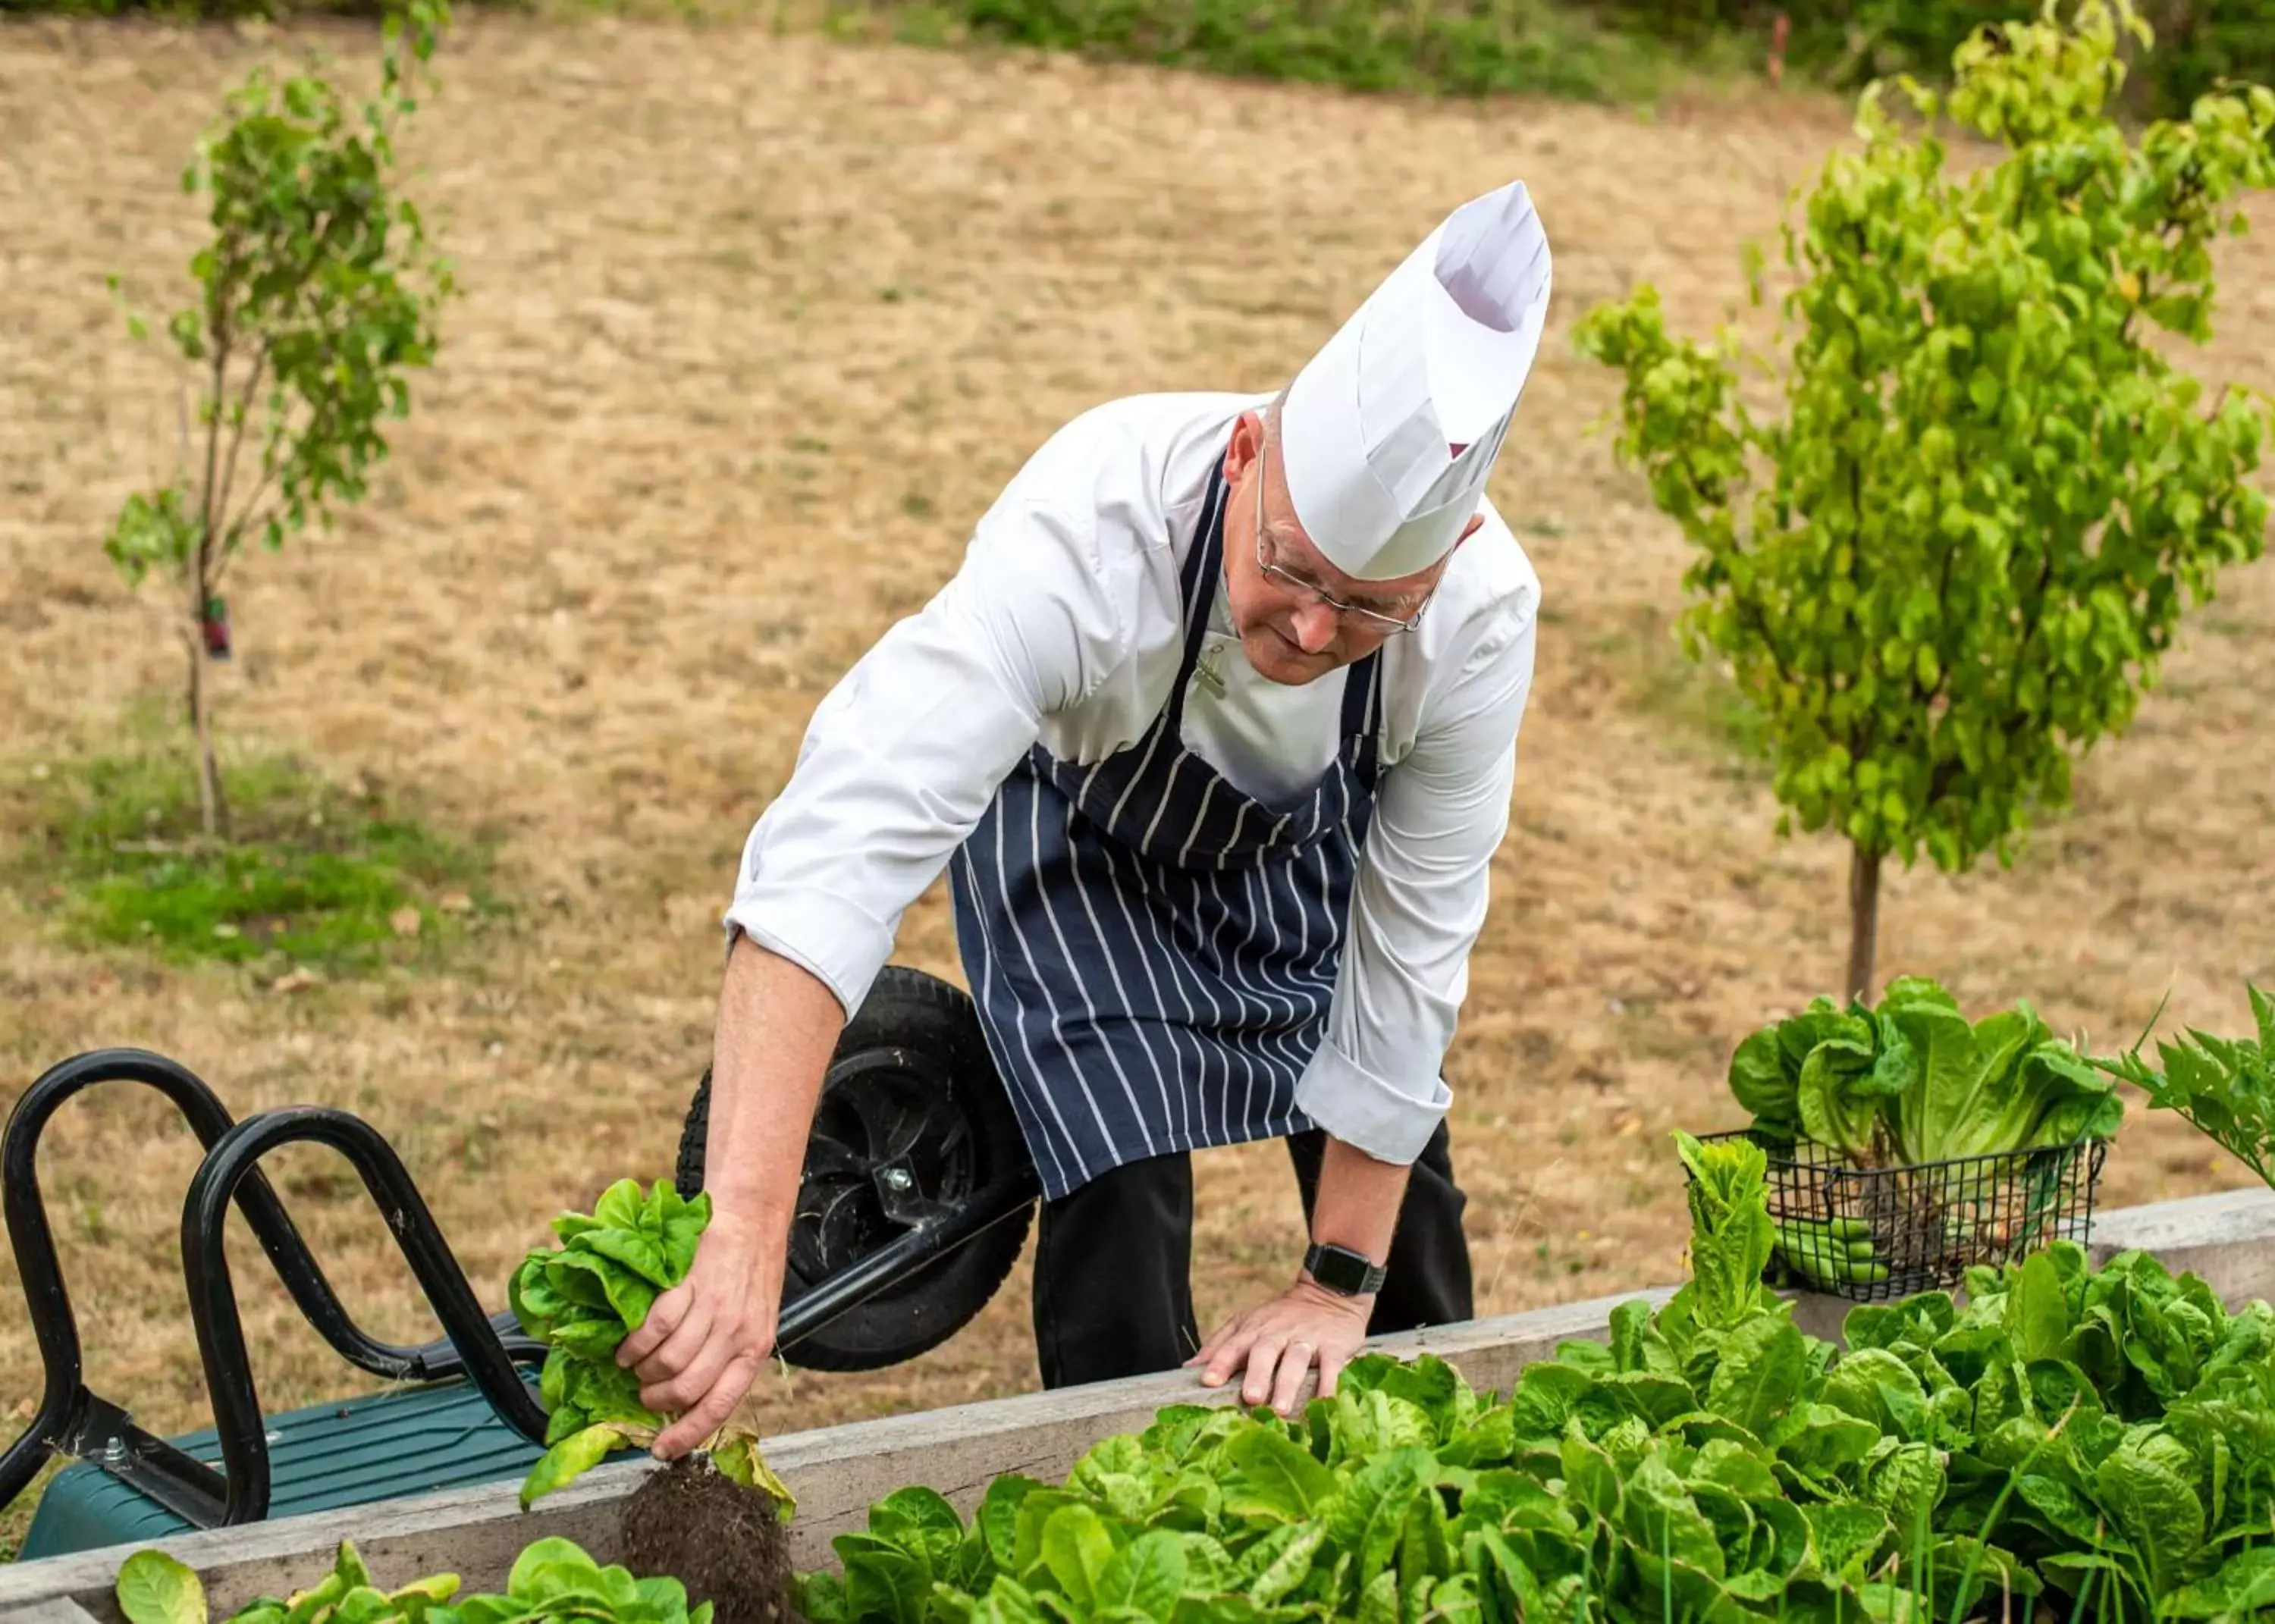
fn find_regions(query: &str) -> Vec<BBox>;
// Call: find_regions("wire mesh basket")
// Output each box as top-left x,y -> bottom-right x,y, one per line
1691,1128 -> 2109,1302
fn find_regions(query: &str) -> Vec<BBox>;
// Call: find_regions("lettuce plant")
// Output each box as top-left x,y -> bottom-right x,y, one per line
446,1538 -> 717,1624
1670,1130 -> 1778,1329
1728,997 -> 1909,1168
795,1344 -> 1931,1624
509,1177 -> 791,1513
1725,975 -> 2123,1168
799,1132 -> 2005,1623
115,1538 -> 715,1624
797,1122 -> 2275,1623
1840,1240 -> 2275,1620
116,1541 -> 460,1624
1878,978 -> 2124,1166
802,1241 -> 2275,1621
105,1128 -> 2275,1623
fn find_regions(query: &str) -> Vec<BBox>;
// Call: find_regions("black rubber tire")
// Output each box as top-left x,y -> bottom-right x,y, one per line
674,965 -> 1037,1373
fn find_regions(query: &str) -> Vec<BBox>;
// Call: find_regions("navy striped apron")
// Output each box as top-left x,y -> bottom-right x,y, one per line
948,455 -> 1385,1202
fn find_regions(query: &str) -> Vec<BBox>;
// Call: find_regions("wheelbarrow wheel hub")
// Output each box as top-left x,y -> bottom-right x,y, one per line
676,966 -> 1039,1373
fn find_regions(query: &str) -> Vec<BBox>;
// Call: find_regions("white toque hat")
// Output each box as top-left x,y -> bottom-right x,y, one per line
1277,180 -> 1552,582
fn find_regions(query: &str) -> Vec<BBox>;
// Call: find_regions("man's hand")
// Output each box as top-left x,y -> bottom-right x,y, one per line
617,1209 -> 783,1459
1186,1130 -> 1417,1416
620,930 -> 845,1460
1185,1280 -> 1373,1416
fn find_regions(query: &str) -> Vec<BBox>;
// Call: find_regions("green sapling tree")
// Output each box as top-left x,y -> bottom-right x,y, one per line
105,0 -> 459,842
1573,0 -> 2275,1002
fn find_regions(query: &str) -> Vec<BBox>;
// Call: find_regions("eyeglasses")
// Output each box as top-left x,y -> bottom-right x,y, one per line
1249,451 -> 1432,635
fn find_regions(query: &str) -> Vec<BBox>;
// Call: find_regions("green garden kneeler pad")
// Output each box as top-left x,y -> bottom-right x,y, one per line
20,1376 -> 562,1560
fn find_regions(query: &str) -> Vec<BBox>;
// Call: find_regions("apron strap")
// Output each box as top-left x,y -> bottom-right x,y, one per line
1163,456 -> 1230,739
1338,647 -> 1383,790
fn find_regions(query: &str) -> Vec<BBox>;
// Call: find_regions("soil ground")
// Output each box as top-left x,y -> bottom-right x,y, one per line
1,6 -> 2272,1536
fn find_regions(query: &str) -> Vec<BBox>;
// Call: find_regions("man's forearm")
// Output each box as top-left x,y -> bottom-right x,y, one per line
704,930 -> 846,1234
1304,1133 -> 1414,1278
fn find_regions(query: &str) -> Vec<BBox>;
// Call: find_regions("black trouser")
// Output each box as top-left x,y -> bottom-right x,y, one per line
1029,1121 -> 1475,1390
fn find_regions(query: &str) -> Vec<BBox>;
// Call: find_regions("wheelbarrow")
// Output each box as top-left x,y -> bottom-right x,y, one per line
0,966 -> 1037,1560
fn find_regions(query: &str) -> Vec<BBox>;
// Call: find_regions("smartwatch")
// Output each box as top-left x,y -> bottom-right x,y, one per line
1304,1241 -> 1387,1298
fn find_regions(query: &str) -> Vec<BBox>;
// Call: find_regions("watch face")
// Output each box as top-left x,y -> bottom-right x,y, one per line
1310,1244 -> 1373,1293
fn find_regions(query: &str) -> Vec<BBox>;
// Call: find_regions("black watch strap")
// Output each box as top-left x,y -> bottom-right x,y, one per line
1304,1241 -> 1386,1298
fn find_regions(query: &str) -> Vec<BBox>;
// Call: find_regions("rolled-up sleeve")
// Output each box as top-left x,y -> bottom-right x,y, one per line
724,462 -> 1138,1020
1294,594 -> 1538,1164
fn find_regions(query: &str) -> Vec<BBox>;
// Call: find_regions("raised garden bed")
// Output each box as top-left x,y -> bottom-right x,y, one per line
5,1183 -> 2273,1623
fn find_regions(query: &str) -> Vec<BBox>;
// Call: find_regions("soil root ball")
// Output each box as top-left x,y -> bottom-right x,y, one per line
620,1454 -> 798,1624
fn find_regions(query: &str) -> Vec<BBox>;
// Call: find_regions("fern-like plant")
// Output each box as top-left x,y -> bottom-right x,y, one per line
2096,984 -> 2275,1190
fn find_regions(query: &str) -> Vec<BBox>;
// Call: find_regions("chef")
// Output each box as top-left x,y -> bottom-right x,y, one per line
620,179 -> 1553,1458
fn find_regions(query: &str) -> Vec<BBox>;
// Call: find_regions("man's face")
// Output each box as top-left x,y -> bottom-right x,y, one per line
1219,409 -> 1461,688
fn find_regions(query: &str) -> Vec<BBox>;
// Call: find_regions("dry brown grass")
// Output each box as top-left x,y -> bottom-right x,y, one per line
2,5 -> 2273,1525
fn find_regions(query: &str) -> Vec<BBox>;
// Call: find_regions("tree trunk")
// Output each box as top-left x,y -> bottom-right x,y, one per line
1846,842 -> 1881,1005
187,589 -> 229,845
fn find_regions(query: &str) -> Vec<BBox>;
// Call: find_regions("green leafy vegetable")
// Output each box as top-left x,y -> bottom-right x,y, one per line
510,1177 -> 792,1515
1721,976 -> 2122,1197
801,1118 -> 2275,1623
1880,978 -> 2123,1165
115,1542 -> 467,1624
116,1550 -> 209,1624
114,1539 -> 713,1624
1671,1129 -> 1778,1331
131,1108 -> 2250,1624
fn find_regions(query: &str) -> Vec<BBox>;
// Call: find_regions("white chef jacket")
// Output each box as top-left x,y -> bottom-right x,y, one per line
724,390 -> 1539,1165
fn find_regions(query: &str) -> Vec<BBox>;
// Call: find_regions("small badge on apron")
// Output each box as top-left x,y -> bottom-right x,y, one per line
1194,641 -> 1226,698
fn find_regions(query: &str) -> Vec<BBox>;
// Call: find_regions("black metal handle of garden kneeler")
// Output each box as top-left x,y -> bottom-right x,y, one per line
180,1104 -> 556,1525
0,1049 -> 548,1529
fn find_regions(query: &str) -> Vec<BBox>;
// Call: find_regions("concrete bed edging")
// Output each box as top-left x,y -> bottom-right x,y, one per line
2,1184 -> 2270,1621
